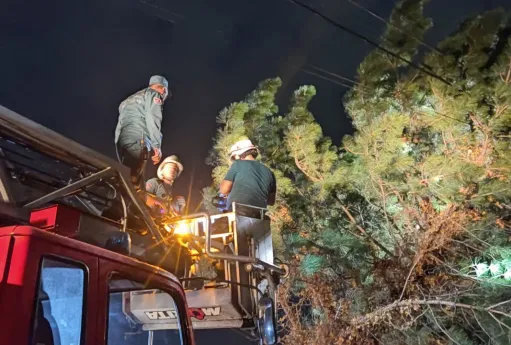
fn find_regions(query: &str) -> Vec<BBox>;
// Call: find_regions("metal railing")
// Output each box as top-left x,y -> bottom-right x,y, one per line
170,211 -> 285,276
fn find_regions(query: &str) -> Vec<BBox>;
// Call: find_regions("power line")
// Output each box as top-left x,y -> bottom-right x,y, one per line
138,0 -> 185,22
302,68 -> 465,123
301,69 -> 372,96
308,64 -> 361,86
423,109 -> 467,124
305,65 -> 375,93
136,0 -> 230,45
343,0 -> 443,55
285,0 -> 451,86
301,69 -> 354,89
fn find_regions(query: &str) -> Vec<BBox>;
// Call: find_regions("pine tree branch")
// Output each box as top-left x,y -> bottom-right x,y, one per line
495,104 -> 509,117
487,310 -> 511,333
399,255 -> 420,300
504,57 -> 511,84
427,305 -> 463,345
487,299 -> 511,311
342,144 -> 363,155
294,156 -> 321,182
340,204 -> 395,257
351,299 -> 511,327
470,309 -> 495,341
374,177 -> 401,246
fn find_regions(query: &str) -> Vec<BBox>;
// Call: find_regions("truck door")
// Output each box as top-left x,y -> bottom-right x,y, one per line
18,236 -> 99,345
96,258 -> 194,345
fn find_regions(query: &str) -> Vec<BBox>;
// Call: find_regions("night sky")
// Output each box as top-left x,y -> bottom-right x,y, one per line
1,0 -> 510,343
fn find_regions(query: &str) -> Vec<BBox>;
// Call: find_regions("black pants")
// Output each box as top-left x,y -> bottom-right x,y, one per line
228,203 -> 268,219
116,141 -> 148,193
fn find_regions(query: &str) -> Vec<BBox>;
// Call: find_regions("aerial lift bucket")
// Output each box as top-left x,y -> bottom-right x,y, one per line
122,204 -> 285,344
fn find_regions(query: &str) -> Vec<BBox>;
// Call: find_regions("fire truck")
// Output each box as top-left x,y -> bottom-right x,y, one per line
0,105 -> 285,345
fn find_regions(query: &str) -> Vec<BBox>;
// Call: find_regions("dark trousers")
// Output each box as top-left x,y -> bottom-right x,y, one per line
116,141 -> 148,193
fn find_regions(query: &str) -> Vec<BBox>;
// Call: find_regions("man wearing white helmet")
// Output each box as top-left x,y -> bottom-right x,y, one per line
218,139 -> 276,211
145,155 -> 186,215
114,75 -> 171,192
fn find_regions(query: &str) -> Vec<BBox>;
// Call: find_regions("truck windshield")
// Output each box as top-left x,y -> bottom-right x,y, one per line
107,279 -> 183,345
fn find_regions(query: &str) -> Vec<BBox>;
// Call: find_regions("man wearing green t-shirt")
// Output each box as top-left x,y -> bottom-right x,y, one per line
218,139 -> 276,212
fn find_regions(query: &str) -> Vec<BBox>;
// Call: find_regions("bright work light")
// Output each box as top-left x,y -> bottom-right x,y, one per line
173,221 -> 192,235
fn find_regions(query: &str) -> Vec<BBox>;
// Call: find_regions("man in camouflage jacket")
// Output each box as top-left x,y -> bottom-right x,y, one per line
114,75 -> 170,192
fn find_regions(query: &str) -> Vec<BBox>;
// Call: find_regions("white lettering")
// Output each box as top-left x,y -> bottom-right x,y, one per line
145,310 -> 178,320
145,307 -> 221,321
202,307 -> 221,316
157,311 -> 172,320
146,311 -> 159,320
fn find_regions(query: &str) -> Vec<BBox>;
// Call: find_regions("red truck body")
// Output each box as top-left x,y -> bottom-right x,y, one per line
0,225 -> 196,345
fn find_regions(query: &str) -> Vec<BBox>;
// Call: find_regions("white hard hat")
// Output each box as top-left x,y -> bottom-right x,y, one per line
229,139 -> 257,160
157,155 -> 184,180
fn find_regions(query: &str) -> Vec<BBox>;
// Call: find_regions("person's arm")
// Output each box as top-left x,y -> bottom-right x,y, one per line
145,89 -> 164,163
219,180 -> 233,195
145,179 -> 166,211
171,196 -> 187,214
219,162 -> 237,195
267,172 -> 277,206
146,193 -> 165,210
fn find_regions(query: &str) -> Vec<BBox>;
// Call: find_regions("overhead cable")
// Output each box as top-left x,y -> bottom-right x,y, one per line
308,64 -> 361,86
285,0 -> 451,86
301,69 -> 355,89
301,69 -> 372,96
343,0 -> 444,55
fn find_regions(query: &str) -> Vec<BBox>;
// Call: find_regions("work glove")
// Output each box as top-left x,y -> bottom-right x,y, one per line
151,147 -> 162,165
212,194 -> 228,211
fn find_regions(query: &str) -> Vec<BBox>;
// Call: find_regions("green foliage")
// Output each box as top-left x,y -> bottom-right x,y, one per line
205,1 -> 511,343
300,254 -> 324,277
445,326 -> 477,345
285,233 -> 308,252
469,247 -> 511,281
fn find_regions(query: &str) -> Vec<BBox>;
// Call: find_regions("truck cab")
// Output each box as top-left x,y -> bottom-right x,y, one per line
0,224 -> 195,345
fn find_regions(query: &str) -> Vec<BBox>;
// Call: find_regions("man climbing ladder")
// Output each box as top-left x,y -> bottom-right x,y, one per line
114,75 -> 170,193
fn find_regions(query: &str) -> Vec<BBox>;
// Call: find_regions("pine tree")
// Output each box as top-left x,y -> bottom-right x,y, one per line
340,2 -> 511,344
204,1 -> 511,343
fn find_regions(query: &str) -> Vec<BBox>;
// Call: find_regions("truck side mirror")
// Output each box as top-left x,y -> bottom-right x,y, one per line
258,296 -> 277,345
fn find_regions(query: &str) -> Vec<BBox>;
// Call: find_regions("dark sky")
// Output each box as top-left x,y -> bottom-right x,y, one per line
1,0 -> 510,343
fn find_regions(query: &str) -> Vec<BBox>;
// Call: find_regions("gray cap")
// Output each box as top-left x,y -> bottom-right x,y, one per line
149,75 -> 169,88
